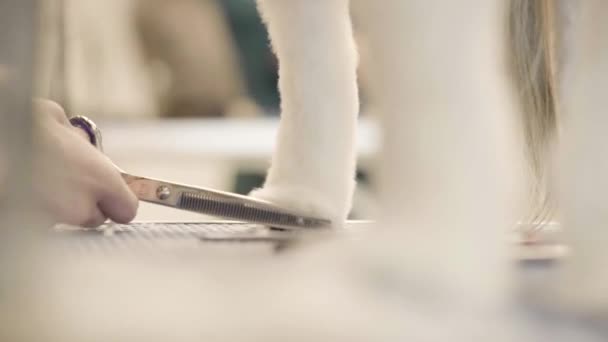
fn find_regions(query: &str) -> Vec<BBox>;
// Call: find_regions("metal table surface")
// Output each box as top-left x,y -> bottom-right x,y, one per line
25,220 -> 587,342
51,221 -> 566,262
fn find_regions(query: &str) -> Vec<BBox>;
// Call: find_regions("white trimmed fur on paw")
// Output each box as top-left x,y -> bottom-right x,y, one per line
249,186 -> 343,227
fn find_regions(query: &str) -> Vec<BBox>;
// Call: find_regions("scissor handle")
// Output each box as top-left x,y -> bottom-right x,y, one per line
69,115 -> 104,152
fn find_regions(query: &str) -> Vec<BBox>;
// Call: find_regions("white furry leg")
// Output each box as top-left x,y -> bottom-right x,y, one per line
353,0 -> 523,302
252,0 -> 359,225
555,0 -> 608,313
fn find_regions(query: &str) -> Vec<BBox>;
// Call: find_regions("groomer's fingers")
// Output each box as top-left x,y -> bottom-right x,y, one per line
70,125 -> 94,143
33,98 -> 69,124
34,99 -> 90,144
81,206 -> 108,228
96,161 -> 139,224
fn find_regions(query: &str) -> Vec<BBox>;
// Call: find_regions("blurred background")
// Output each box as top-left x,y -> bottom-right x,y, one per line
37,0 -> 378,221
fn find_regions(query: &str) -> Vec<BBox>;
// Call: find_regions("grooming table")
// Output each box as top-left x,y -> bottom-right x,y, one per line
39,221 -> 578,341
52,221 -> 565,262
53,222 -> 302,255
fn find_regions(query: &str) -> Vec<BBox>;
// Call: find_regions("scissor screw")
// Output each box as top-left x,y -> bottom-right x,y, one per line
156,185 -> 171,200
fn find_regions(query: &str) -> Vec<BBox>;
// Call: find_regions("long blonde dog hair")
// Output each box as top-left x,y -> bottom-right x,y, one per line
509,0 -> 559,227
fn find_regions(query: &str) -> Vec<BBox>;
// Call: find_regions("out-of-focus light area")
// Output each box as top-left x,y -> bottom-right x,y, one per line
37,0 -> 378,221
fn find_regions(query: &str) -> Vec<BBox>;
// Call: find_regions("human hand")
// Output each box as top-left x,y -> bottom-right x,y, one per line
34,100 -> 138,227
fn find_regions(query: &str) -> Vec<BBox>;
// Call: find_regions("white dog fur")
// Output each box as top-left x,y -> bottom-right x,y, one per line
253,0 -> 608,316
251,0 -> 359,225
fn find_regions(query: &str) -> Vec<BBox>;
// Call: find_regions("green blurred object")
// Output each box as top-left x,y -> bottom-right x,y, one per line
219,0 -> 280,113
233,171 -> 266,195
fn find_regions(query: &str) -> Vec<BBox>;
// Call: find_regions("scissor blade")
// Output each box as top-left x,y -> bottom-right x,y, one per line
121,173 -> 331,230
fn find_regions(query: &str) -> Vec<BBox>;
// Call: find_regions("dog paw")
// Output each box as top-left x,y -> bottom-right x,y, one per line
249,185 -> 344,227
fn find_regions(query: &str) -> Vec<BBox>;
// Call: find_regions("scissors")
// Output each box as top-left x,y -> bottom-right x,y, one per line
69,116 -> 331,230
